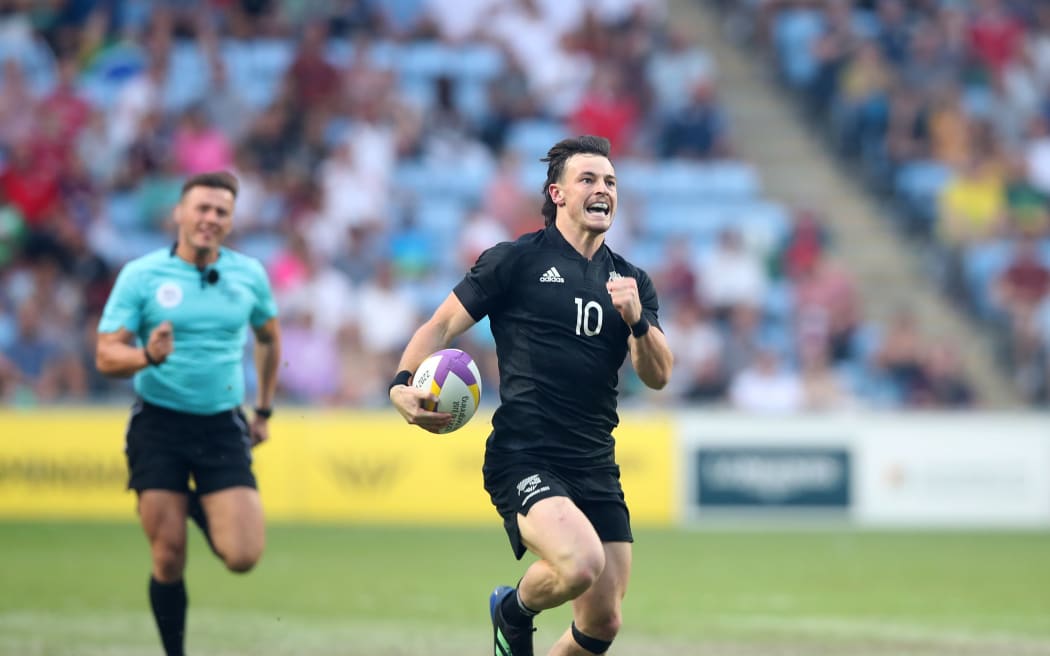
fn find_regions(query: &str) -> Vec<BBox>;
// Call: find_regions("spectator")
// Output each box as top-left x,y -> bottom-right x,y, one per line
799,340 -> 856,411
286,21 -> 341,115
109,55 -> 168,152
355,260 -> 418,389
793,254 -> 860,363
37,57 -> 92,147
1004,151 -> 1049,238
1024,115 -> 1050,195
201,53 -> 253,142
729,346 -> 804,414
0,303 -> 86,403
927,83 -> 972,170
0,139 -> 62,230
697,227 -> 769,319
872,306 -> 929,404
0,59 -> 36,150
646,27 -> 714,116
277,308 -> 342,403
658,79 -> 730,159
172,105 -> 234,175
912,339 -> 975,407
936,154 -> 1006,247
992,237 -> 1050,397
569,64 -> 640,156
663,300 -> 726,402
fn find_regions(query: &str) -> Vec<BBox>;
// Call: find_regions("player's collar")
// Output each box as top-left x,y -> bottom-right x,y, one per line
545,224 -> 609,262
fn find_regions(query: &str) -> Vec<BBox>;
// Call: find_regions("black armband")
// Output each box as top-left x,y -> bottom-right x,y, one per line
388,369 -> 412,392
630,317 -> 650,338
143,347 -> 160,366
254,407 -> 273,420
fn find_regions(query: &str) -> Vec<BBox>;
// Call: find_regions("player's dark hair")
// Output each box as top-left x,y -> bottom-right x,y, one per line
540,135 -> 611,227
181,171 -> 239,198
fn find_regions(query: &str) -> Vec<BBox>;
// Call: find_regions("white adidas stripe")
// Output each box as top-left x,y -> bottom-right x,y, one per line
539,267 -> 564,282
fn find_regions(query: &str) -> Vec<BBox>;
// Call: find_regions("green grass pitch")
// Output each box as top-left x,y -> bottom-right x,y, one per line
1,521 -> 1048,655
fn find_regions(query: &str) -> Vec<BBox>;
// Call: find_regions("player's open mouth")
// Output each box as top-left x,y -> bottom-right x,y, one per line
587,202 -> 610,216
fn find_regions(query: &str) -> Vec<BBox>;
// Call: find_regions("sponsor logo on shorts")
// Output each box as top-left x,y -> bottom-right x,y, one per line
516,473 -> 550,506
156,282 -> 183,308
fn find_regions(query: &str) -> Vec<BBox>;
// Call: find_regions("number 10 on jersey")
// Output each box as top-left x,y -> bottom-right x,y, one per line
574,297 -> 603,336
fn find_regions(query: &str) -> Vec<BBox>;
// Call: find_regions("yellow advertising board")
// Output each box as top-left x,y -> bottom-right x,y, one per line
0,410 -> 674,525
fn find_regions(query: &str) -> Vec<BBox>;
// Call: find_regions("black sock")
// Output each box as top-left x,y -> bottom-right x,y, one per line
500,587 -> 539,627
187,490 -> 219,558
149,577 -> 187,656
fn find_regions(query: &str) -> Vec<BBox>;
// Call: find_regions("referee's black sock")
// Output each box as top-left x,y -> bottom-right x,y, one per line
149,576 -> 187,656
500,587 -> 539,627
187,490 -> 220,558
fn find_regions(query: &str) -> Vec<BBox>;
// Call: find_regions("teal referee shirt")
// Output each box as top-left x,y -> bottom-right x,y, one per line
99,246 -> 278,415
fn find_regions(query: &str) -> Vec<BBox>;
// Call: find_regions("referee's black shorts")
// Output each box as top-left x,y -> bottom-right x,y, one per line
483,453 -> 633,560
124,398 -> 257,495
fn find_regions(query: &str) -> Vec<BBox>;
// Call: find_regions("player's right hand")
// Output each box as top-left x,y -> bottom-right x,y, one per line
389,384 -> 452,433
147,321 -> 174,364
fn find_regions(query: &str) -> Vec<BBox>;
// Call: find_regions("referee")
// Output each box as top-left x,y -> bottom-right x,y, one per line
96,171 -> 281,656
390,136 -> 673,656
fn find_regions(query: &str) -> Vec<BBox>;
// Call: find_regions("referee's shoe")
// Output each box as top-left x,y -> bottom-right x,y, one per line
489,585 -> 535,656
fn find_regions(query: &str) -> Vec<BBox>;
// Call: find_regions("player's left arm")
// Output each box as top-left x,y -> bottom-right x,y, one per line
250,317 -> 281,446
607,275 -> 673,390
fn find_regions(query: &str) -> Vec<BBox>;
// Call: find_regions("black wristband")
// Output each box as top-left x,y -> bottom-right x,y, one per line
388,370 -> 412,392
254,407 -> 273,419
630,317 -> 650,338
143,347 -> 160,366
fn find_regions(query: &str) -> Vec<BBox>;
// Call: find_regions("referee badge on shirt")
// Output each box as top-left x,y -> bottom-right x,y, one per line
156,281 -> 183,308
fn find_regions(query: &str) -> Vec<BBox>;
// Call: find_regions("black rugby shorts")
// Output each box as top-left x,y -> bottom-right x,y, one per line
483,459 -> 633,560
124,399 -> 257,494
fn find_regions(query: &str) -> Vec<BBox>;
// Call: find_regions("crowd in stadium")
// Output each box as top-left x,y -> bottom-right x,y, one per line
728,0 -> 1050,404
0,0 -> 1005,411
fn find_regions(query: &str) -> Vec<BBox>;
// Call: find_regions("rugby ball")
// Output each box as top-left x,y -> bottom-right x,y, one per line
412,348 -> 482,434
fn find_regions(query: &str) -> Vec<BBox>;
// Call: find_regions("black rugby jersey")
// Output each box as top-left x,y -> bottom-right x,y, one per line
453,224 -> 662,467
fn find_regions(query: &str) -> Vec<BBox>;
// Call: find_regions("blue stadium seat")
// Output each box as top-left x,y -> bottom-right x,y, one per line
894,160 -> 952,231
164,41 -> 209,111
377,0 -> 428,34
395,41 -> 456,78
223,39 -> 294,110
455,45 -> 506,81
231,233 -> 285,267
324,40 -> 355,68
963,240 -> 1014,320
0,37 -> 56,96
105,192 -> 142,231
772,9 -> 824,88
414,200 -> 467,234
764,279 -> 796,323
615,160 -> 759,201
642,199 -> 790,246
393,161 -> 493,203
506,120 -> 569,159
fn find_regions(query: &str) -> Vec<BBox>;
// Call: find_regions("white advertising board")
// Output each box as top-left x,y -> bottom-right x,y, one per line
855,420 -> 1050,527
676,413 -> 1050,528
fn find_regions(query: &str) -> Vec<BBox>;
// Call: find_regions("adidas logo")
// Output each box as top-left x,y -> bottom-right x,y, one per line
539,266 -> 564,283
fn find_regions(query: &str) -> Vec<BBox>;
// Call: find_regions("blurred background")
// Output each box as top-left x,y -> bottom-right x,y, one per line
2,0 -> 1048,411
0,0 -> 1048,654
